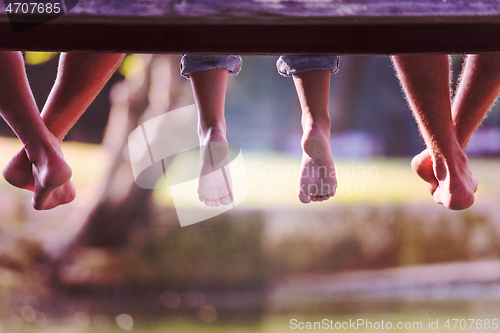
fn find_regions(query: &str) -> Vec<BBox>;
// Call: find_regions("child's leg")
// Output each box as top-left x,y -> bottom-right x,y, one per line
292,70 -> 337,203
3,52 -> 125,192
0,51 -> 74,209
392,55 -> 477,210
278,56 -> 338,203
190,68 -> 232,207
412,54 -> 500,194
181,54 -> 242,207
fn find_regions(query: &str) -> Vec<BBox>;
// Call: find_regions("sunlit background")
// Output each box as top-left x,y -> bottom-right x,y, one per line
0,52 -> 500,332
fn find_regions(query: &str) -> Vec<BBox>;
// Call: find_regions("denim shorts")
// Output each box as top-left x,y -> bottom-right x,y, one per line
180,55 -> 243,78
180,55 -> 339,78
276,55 -> 339,77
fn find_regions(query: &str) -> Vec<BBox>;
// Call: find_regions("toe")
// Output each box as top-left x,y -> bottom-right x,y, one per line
220,195 -> 232,206
432,187 -> 443,205
298,191 -> 312,204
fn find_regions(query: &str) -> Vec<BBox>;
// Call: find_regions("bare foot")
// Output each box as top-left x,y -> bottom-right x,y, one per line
32,180 -> 76,210
298,124 -> 337,203
412,147 -> 477,210
411,149 -> 439,195
197,128 -> 233,207
5,134 -> 76,210
3,148 -> 35,191
432,147 -> 478,210
31,140 -> 75,210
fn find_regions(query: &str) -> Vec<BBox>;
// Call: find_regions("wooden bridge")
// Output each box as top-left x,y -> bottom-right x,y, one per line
1,0 -> 500,54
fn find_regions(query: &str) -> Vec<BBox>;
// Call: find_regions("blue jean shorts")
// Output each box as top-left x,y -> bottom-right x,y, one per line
276,55 -> 339,76
180,55 -> 243,78
180,55 -> 339,78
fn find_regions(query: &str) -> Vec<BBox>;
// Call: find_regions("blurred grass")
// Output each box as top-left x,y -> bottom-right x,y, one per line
469,158 -> 500,203
156,152 -> 437,209
1,138 -> 499,209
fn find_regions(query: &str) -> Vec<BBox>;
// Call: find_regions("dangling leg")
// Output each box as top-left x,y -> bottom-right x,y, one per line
293,70 -> 337,203
0,51 -> 74,209
392,55 -> 477,210
412,54 -> 500,196
3,52 -> 125,194
190,68 -> 233,207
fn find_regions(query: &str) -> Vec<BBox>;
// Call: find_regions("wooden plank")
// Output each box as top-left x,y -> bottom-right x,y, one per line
1,0 -> 500,54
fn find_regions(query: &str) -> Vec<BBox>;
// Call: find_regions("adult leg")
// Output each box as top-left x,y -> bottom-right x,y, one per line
292,70 -> 337,203
412,54 -> 500,195
0,51 -> 74,209
453,54 -> 500,146
414,54 -> 500,181
392,55 -> 477,210
3,52 -> 125,191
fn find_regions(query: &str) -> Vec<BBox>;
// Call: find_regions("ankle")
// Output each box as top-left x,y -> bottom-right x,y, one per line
24,135 -> 62,166
302,121 -> 330,140
301,126 -> 331,154
198,123 -> 226,142
23,141 -> 45,165
302,113 -> 330,132
432,143 -> 469,180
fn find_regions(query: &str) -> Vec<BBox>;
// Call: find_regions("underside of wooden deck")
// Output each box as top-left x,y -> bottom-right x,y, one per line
1,0 -> 500,54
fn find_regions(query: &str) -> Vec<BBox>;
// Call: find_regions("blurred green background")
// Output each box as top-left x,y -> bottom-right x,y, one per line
1,53 -> 500,332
